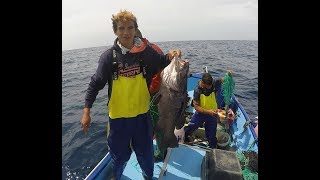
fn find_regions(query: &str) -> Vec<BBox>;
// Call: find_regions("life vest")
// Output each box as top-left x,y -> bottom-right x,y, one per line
111,49 -> 147,80
108,49 -> 150,119
200,91 -> 218,111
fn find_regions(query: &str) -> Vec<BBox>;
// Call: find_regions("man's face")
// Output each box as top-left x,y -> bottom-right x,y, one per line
201,80 -> 212,90
200,80 -> 212,96
115,21 -> 136,48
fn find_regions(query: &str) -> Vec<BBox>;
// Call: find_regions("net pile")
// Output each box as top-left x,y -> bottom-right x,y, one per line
222,73 -> 235,106
236,151 -> 258,180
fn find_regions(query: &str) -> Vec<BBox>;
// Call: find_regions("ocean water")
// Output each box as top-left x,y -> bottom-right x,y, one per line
62,40 -> 258,179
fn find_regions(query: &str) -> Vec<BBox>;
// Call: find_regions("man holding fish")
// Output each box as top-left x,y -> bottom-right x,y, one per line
134,28 -> 167,162
80,9 -> 182,180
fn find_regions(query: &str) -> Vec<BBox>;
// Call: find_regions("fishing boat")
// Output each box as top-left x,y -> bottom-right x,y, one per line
84,70 -> 258,180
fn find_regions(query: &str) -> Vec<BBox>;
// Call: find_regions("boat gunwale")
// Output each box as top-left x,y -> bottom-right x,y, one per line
85,152 -> 111,180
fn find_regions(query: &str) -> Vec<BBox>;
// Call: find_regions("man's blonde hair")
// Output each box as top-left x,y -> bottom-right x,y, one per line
111,9 -> 138,32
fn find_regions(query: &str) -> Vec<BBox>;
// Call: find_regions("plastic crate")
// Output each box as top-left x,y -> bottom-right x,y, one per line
202,148 -> 243,180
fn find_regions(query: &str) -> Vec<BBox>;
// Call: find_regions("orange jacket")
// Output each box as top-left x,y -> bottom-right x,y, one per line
147,40 -> 164,95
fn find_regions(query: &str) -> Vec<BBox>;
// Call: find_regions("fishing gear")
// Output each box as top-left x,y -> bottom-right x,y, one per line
222,71 -> 235,131
240,119 -> 253,134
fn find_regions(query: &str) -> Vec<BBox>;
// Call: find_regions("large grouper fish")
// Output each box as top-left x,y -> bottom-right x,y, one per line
154,55 -> 189,152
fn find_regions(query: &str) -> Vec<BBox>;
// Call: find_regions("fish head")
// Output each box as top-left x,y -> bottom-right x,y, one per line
161,56 -> 189,92
173,56 -> 189,92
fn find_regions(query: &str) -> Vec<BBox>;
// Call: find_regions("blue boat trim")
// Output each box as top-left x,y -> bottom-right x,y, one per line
233,95 -> 258,145
85,152 -> 111,180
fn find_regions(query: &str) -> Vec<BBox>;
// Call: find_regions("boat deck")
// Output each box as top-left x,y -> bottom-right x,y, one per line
122,142 -> 207,180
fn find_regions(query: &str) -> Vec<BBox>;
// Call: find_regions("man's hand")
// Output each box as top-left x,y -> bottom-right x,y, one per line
168,49 -> 182,60
227,108 -> 235,121
81,108 -> 91,134
208,109 -> 217,116
174,127 -> 185,143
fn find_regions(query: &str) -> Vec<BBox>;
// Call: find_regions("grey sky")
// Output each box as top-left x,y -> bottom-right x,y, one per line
62,0 -> 257,51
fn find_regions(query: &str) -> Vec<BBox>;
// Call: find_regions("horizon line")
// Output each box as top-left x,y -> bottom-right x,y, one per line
63,39 -> 258,51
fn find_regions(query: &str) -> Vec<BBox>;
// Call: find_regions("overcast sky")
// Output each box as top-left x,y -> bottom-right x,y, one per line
62,0 -> 257,51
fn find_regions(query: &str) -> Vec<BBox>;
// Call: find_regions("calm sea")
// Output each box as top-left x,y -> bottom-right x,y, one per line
62,40 -> 258,179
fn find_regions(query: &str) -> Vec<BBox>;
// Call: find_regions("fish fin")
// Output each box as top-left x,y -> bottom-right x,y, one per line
154,119 -> 164,133
175,98 -> 187,129
152,92 -> 162,105
162,134 -> 179,149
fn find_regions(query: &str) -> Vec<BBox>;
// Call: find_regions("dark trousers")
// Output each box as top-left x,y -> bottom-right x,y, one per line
184,112 -> 217,148
108,113 -> 154,179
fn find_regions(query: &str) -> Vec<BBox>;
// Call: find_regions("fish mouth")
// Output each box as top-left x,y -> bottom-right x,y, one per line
178,58 -> 189,67
174,59 -> 189,75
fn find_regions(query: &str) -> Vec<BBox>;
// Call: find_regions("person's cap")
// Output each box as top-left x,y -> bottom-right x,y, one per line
202,73 -> 213,85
